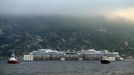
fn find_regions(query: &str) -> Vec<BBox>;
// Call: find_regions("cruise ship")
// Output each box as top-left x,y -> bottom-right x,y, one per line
23,49 -> 123,61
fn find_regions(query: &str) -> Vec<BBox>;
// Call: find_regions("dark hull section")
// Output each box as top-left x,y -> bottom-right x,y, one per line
101,60 -> 110,64
8,61 -> 18,64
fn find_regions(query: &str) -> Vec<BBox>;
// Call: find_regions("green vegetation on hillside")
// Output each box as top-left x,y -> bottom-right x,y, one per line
0,16 -> 134,57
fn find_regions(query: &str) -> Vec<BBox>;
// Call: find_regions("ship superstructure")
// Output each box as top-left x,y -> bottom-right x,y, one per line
24,49 -> 123,61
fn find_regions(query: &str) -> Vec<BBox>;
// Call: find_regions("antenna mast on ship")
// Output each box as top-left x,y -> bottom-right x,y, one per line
11,49 -> 15,57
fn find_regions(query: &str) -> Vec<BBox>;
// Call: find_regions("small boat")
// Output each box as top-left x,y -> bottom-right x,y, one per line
8,50 -> 19,64
101,56 -> 110,64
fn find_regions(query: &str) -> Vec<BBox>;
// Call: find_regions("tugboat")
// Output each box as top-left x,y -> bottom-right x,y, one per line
101,56 -> 110,64
8,50 -> 19,64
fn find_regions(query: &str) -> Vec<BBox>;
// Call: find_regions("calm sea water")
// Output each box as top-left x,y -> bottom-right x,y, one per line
0,60 -> 134,75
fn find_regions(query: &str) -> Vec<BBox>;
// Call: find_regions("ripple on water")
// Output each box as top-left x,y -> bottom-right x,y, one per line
0,61 -> 134,75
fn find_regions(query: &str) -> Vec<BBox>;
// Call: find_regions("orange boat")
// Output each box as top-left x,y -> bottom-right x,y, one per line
8,50 -> 19,64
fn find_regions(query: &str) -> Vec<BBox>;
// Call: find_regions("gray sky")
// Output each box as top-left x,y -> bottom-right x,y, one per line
0,0 -> 134,22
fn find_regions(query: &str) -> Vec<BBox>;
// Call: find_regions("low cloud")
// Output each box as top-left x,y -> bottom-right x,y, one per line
104,8 -> 134,23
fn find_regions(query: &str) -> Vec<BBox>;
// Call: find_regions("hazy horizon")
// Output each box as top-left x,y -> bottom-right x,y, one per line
0,0 -> 134,23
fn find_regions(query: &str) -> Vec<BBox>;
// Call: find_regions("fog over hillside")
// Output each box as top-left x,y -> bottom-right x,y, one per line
0,15 -> 134,57
0,0 -> 134,57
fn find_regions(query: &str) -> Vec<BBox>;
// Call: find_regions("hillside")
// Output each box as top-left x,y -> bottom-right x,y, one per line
0,15 -> 134,57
